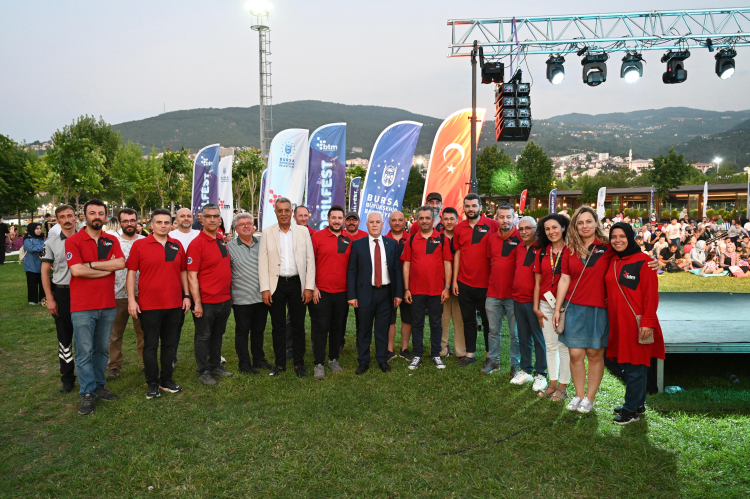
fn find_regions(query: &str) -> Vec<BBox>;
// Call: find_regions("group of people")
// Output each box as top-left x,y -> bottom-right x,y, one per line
34,192 -> 666,425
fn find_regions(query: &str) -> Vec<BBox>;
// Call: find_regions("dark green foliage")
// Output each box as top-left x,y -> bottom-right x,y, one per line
402,167 -> 425,210
0,134 -> 37,216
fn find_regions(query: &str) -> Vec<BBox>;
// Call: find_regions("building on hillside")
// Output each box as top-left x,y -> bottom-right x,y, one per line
692,162 -> 716,173
346,158 -> 369,169
554,166 -> 566,178
580,167 -> 602,177
628,159 -> 653,172
598,152 -> 610,161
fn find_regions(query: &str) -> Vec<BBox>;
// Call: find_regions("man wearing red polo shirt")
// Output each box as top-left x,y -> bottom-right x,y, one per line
310,205 -> 351,380
402,206 -> 452,370
385,210 -> 411,363
451,193 -> 499,367
408,192 -> 444,234
483,203 -> 522,375
126,209 -> 191,399
65,199 -> 126,415
187,204 -> 233,386
294,205 -> 316,235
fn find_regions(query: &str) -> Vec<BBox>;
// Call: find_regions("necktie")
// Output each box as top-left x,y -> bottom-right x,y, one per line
374,239 -> 382,287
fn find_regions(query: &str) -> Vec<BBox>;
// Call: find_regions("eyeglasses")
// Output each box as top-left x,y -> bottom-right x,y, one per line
518,227 -> 534,232
120,220 -> 137,225
235,223 -> 254,229
203,214 -> 221,219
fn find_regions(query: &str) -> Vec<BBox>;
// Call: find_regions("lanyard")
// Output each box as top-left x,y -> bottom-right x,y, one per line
549,246 -> 562,288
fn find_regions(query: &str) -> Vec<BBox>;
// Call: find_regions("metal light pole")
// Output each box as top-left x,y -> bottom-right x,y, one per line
248,2 -> 274,159
470,40 -> 478,194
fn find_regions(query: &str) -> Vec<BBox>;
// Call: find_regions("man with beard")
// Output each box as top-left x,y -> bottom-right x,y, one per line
65,199 -> 126,415
107,208 -> 145,379
41,205 -> 77,393
483,203 -> 522,375
340,211 -> 367,352
451,194 -> 499,367
439,207 -> 464,358
409,192 -> 445,234
310,205 -> 351,379
384,210 -> 410,362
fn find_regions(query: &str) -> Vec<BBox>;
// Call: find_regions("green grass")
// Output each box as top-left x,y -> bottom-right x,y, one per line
1,263 -> 749,498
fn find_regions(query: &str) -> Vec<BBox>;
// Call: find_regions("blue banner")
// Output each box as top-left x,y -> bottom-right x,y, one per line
306,123 -> 347,230
650,185 -> 655,220
191,144 -> 221,218
349,177 -> 362,213
358,121 -> 422,233
257,169 -> 268,231
548,188 -> 557,214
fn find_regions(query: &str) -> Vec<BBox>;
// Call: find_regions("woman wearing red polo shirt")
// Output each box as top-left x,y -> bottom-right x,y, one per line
553,206 -> 613,413
533,214 -> 570,402
606,223 -> 665,424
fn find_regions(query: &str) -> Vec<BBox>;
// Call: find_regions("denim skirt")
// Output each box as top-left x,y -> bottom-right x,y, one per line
559,302 -> 609,349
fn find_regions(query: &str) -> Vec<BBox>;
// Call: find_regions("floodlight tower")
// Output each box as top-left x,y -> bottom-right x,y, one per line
248,2 -> 274,158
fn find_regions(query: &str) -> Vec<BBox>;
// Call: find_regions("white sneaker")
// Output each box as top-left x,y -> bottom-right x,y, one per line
532,374 -> 548,392
510,371 -> 534,385
566,396 -> 582,411
408,356 -> 422,370
577,397 -> 594,413
431,357 -> 446,369
220,356 -> 227,364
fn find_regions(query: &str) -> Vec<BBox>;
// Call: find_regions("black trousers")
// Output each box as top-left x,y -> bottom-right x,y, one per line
457,281 -> 489,354
192,300 -> 231,373
340,306 -> 358,347
139,307 -> 182,385
26,271 -> 43,303
53,286 -> 76,385
357,286 -> 392,365
269,276 -> 306,368
232,302 -> 269,371
174,311 -> 185,365
410,294 -> 443,358
310,290 -> 348,365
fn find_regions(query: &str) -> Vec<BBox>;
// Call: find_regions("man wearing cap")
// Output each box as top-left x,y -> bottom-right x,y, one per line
384,210 -> 411,362
409,192 -> 445,234
340,211 -> 367,350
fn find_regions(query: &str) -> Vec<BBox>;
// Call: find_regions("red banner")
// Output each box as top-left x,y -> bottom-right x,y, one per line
519,189 -> 528,213
422,108 -> 486,220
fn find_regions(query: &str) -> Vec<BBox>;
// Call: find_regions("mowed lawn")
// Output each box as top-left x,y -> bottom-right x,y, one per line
1,263 -> 749,498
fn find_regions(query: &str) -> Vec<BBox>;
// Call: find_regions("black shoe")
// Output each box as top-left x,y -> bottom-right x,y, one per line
614,409 -> 641,425
286,349 -> 294,359
269,366 -> 286,377
240,366 -> 260,375
160,380 -> 183,393
94,386 -> 120,401
386,350 -> 396,363
254,359 -> 274,370
294,365 -> 307,378
378,362 -> 392,373
400,349 -> 415,362
146,384 -> 161,399
614,405 -> 646,415
355,364 -> 370,375
60,382 -> 74,393
78,394 -> 95,415
458,356 -> 477,367
211,367 -> 233,377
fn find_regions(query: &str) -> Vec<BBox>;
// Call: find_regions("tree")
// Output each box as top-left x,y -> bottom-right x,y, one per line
232,148 -> 265,213
578,175 -> 601,204
477,145 -> 515,196
402,167 -> 425,210
159,147 -> 192,215
516,141 -> 555,198
646,148 -> 690,202
557,172 -> 575,190
0,135 -> 37,219
130,149 -> 161,218
45,131 -> 105,209
109,142 -> 142,206
67,115 -> 122,170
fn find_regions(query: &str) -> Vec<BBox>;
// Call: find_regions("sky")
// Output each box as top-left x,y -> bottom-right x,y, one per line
2,0 -> 749,143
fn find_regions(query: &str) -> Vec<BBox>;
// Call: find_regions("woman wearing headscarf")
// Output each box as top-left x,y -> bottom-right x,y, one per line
719,240 -> 738,271
606,223 -> 665,424
689,240 -> 706,268
23,223 -> 46,305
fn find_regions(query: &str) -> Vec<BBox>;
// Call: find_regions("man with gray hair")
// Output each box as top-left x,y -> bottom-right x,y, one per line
483,203 -> 522,375
227,212 -> 273,374
186,204 -> 233,385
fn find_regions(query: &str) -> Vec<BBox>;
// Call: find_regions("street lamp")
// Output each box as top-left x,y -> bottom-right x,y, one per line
713,157 -> 722,165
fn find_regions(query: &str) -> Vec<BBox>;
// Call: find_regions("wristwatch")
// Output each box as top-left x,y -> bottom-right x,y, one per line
445,285 -> 451,289
183,294 -> 191,299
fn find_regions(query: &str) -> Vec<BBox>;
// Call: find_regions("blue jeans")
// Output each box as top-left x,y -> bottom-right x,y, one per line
71,307 -> 117,397
513,301 -> 547,376
485,297 -> 519,369
670,237 -> 681,252
621,362 -> 648,413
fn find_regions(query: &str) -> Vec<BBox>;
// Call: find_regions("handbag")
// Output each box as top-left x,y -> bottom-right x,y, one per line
613,260 -> 653,345
555,251 -> 591,334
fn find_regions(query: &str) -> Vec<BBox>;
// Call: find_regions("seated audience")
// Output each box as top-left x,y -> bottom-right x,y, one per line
700,252 -> 724,275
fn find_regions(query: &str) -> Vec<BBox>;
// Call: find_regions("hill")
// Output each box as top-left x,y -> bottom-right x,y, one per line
676,118 -> 750,166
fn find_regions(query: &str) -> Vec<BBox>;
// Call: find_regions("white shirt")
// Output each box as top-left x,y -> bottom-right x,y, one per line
48,223 -> 62,239
278,226 -> 298,277
169,229 -> 200,252
368,234 -> 390,286
666,224 -> 681,240
114,234 -> 144,299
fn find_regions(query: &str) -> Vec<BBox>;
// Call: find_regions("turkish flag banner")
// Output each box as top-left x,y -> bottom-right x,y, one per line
422,108 -> 486,220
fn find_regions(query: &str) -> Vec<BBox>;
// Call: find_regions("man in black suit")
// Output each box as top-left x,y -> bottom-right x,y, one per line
347,212 -> 403,374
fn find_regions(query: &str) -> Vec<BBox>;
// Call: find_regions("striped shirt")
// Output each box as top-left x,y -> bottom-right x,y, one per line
226,235 -> 262,305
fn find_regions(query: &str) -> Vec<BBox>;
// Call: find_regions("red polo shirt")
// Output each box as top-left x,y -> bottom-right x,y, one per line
126,234 -> 186,311
533,244 -> 567,299
486,227 -> 522,299
384,231 -> 407,260
311,229 -> 352,293
409,219 -> 444,234
453,214 -> 499,288
304,225 -> 316,235
561,240 -> 613,308
65,228 -> 124,313
401,229 -> 453,296
512,241 -> 541,303
186,230 -> 231,304
346,229 -> 368,241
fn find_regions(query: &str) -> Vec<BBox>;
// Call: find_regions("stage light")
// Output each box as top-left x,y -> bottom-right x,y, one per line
246,0 -> 273,14
581,52 -> 608,87
661,50 -> 690,84
481,61 -> 505,84
715,48 -> 736,80
546,55 -> 565,84
620,53 -> 643,83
